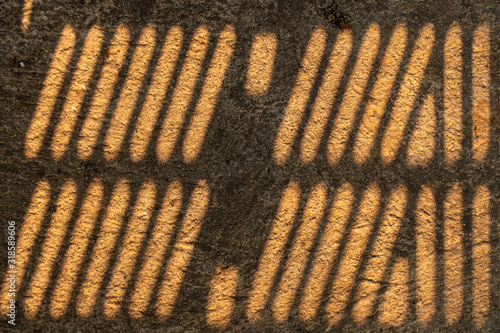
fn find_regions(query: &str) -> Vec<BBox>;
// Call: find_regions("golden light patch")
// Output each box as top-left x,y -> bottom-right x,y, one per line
273,26 -> 327,165
245,32 -> 277,96
24,179 -> 78,319
380,23 -> 434,165
299,182 -> 354,322
472,185 -> 491,327
472,22 -> 490,163
325,182 -> 381,325
272,182 -> 328,323
129,180 -> 183,319
103,180 -> 156,319
352,23 -> 408,165
206,266 -> 239,328
183,25 -> 236,163
25,25 -> 76,159
78,24 -> 130,160
415,185 -> 437,325
156,26 -> 210,162
327,23 -> 380,165
300,29 -> 353,164
443,183 -> 464,325
444,22 -> 463,166
104,24 -> 157,161
406,93 -> 436,167
378,258 -> 409,326
76,179 -> 130,318
51,26 -> 104,161
0,180 -> 50,316
50,179 -> 104,319
130,26 -> 183,162
156,180 -> 210,320
21,0 -> 33,31
246,181 -> 301,321
352,184 -> 407,324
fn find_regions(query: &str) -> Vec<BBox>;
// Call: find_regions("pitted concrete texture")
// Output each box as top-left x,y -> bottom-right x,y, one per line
0,0 -> 499,332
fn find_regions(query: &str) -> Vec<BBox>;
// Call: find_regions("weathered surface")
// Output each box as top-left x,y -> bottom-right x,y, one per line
1,0 -> 499,332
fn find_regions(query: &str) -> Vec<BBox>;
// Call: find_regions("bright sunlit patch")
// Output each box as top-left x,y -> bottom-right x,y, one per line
129,180 -> 183,319
183,25 -> 236,163
352,23 -> 408,165
443,183 -> 464,325
352,184 -> 407,324
443,22 -> 463,166
472,185 -> 491,327
156,180 -> 210,320
24,179 -> 78,319
76,179 -> 130,318
104,24 -> 157,162
130,26 -> 183,162
472,22 -> 490,163
325,182 -> 381,325
378,258 -> 409,326
21,0 -> 33,31
380,24 -> 434,165
51,26 -> 104,161
300,29 -> 352,164
245,32 -> 278,96
272,182 -> 328,323
156,26 -> 210,163
406,93 -> 436,167
103,180 -> 156,319
25,25 -> 76,159
327,23 -> 380,166
246,181 -> 301,322
273,26 -> 327,165
415,185 -> 437,325
0,180 -> 50,316
299,182 -> 353,322
78,24 -> 130,160
206,265 -> 239,328
49,179 -> 104,319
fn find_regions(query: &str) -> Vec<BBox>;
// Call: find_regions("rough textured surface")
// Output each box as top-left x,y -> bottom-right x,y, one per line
1,0 -> 499,332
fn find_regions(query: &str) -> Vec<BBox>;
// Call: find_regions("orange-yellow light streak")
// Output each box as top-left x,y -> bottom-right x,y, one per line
352,184 -> 407,324
246,182 -> 301,321
325,183 -> 381,325
245,32 -> 278,96
273,27 -> 327,165
130,26 -> 183,162
49,179 -> 104,319
104,24 -> 157,161
51,26 -> 104,161
380,24 -> 434,165
78,25 -> 130,160
24,179 -> 78,319
156,180 -> 210,320
76,179 -> 130,318
129,180 -> 183,319
25,25 -> 76,159
0,180 -> 51,316
272,182 -> 328,323
300,29 -> 352,164
299,183 -> 354,322
103,180 -> 156,319
415,185 -> 437,325
183,25 -> 236,163
327,24 -> 380,165
471,185 -> 491,327
472,22 -> 490,163
156,26 -> 210,162
206,266 -> 239,328
443,22 -> 463,165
